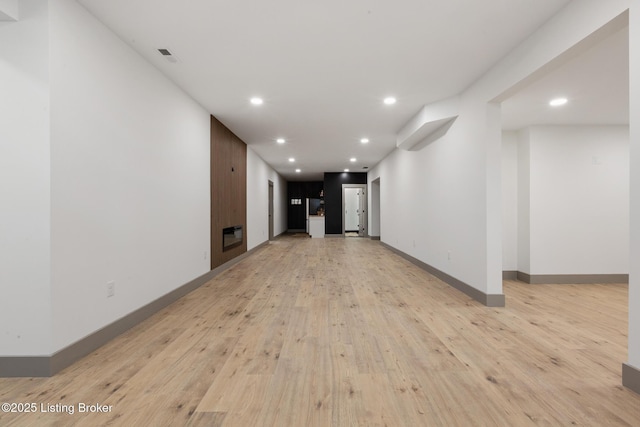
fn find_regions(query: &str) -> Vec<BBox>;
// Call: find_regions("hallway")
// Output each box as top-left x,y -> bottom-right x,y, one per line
1,237 -> 638,426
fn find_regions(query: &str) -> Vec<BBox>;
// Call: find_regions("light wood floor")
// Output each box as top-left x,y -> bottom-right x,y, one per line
1,237 -> 639,426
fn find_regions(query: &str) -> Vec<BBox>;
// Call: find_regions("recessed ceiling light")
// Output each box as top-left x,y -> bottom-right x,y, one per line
250,97 -> 264,105
549,97 -> 568,107
289,157 -> 295,162
384,97 -> 397,105
344,169 -> 350,172
295,169 -> 301,173
350,158 -> 356,162
276,138 -> 285,144
360,138 -> 369,144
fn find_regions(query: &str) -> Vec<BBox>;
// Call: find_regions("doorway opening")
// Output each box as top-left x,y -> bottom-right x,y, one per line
342,184 -> 367,237
499,18 -> 629,284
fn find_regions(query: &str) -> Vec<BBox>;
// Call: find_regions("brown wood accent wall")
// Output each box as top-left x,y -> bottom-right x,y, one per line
211,116 -> 247,269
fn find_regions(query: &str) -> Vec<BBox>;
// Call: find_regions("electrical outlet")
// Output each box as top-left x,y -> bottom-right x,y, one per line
447,250 -> 452,261
204,251 -> 207,260
107,281 -> 115,298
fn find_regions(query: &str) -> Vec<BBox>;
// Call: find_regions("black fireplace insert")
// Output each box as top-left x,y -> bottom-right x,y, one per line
223,225 -> 243,251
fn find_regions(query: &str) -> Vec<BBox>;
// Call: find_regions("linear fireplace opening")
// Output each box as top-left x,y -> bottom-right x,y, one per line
223,225 -> 243,251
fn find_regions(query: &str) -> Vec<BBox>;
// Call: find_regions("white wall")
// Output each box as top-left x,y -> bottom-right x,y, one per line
0,0 -> 51,356
0,0 -> 19,21
247,147 -> 287,250
369,96 -> 493,292
628,2 -> 640,369
513,125 -> 629,275
530,126 -> 629,274
48,0 -> 210,352
501,131 -> 518,271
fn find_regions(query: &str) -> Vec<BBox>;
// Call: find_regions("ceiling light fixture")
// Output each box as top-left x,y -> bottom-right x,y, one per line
350,158 -> 356,162
289,157 -> 295,162
276,138 -> 285,144
384,97 -> 397,105
295,169 -> 301,173
549,97 -> 568,107
360,138 -> 369,144
344,169 -> 350,172
250,97 -> 264,105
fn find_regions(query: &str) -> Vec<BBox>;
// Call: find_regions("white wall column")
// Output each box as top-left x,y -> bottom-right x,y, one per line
624,2 -> 640,393
485,102 -> 503,296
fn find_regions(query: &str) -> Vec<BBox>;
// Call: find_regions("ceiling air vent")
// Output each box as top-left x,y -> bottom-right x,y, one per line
158,48 -> 178,63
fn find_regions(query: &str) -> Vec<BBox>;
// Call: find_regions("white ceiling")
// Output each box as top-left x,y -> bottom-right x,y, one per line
501,25 -> 629,131
77,0 -> 593,180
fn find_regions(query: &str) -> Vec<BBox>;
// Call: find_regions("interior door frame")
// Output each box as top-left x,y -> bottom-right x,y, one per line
268,180 -> 274,240
341,183 -> 367,237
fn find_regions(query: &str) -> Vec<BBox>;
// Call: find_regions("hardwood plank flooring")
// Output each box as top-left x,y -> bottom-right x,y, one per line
1,236 -> 639,426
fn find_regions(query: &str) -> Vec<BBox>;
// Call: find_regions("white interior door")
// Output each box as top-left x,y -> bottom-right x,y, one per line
345,188 -> 360,232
